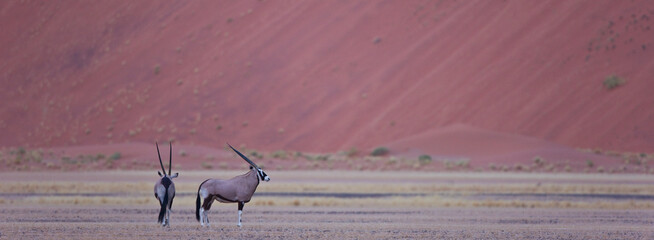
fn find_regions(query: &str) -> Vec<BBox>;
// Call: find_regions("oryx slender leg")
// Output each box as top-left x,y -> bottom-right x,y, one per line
237,201 -> 244,227
200,194 -> 214,227
165,208 -> 170,227
203,208 -> 210,226
199,207 -> 205,226
199,207 -> 210,227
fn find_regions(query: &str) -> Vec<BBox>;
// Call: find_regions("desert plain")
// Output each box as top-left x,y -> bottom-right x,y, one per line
1,170 -> 653,239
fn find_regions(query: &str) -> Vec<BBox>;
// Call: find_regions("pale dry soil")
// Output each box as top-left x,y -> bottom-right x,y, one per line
0,206 -> 653,239
1,171 -> 653,239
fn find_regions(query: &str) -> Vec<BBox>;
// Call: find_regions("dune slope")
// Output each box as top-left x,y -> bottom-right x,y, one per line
1,0 -> 653,156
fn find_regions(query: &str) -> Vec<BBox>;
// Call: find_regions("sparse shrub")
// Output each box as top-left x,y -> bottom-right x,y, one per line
105,157 -> 116,168
218,162 -> 228,169
17,147 -> 26,156
154,65 -> 161,75
455,159 -> 470,168
597,166 -> 605,173
603,75 -> 625,89
544,164 -> 555,172
387,157 -> 398,165
514,164 -> 524,171
179,150 -> 188,157
201,162 -> 212,169
533,156 -> 544,166
249,151 -> 263,159
271,150 -> 287,159
345,147 -> 358,157
30,150 -> 43,163
489,163 -> 497,171
371,147 -> 389,156
444,160 -> 454,170
418,155 -> 432,164
110,152 -> 122,160
586,160 -> 594,168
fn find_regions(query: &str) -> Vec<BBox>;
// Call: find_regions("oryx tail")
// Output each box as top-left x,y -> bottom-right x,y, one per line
158,177 -> 171,223
196,179 -> 210,222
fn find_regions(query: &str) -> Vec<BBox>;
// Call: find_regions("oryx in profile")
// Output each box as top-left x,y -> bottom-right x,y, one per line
153,142 -> 178,227
196,143 -> 270,227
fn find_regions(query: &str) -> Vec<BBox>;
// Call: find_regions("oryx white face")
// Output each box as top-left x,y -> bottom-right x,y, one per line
256,167 -> 270,182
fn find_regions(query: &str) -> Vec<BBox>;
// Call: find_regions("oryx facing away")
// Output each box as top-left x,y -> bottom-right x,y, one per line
196,143 -> 270,227
153,142 -> 178,227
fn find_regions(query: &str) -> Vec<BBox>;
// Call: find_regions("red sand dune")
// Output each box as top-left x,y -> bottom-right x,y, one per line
1,1 -> 653,166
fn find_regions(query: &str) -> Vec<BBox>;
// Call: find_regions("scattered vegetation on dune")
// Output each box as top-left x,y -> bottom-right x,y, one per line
418,154 -> 432,164
603,75 -> 625,90
0,145 -> 652,173
370,147 -> 389,156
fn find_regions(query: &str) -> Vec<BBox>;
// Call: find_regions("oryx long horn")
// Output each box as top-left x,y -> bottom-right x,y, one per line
227,143 -> 259,169
168,142 -> 172,175
156,142 -> 166,174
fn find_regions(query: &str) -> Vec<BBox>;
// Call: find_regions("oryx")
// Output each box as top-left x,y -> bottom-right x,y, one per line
196,143 -> 270,227
153,142 -> 178,227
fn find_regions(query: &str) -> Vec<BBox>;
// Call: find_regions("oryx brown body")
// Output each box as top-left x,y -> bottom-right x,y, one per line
196,143 -> 270,227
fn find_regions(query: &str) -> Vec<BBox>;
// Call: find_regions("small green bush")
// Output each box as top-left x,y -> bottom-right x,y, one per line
418,154 -> 432,164
371,147 -> 389,156
110,152 -> 122,160
201,162 -> 212,169
603,75 -> 625,89
249,151 -> 263,159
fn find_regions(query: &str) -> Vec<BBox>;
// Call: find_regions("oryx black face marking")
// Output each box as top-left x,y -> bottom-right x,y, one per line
153,142 -> 178,227
195,143 -> 271,227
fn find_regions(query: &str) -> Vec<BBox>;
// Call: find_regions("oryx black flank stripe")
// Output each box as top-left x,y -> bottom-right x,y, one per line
213,193 -> 238,203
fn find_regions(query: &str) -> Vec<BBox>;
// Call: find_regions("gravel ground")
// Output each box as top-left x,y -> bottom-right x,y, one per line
0,206 -> 652,239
